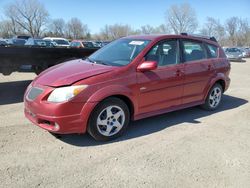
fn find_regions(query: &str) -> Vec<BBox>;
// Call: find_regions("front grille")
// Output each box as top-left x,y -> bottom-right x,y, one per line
27,87 -> 44,101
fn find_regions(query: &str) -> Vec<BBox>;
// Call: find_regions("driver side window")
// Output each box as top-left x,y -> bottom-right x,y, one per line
145,40 -> 178,67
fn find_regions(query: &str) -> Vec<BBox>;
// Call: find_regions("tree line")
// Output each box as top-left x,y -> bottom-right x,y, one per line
0,0 -> 249,47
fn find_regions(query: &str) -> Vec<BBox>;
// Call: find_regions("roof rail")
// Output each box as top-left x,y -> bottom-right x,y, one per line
180,33 -> 217,42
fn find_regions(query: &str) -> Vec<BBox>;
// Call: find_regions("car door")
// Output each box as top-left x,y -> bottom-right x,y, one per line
181,40 -> 214,104
137,39 -> 184,115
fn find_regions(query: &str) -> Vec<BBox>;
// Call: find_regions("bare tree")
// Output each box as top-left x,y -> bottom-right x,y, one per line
237,19 -> 250,46
99,24 -> 133,40
165,3 -> 198,34
0,19 -> 25,37
200,17 -> 226,43
154,24 -> 171,34
66,18 -> 89,39
4,0 -> 49,37
49,18 -> 66,37
225,17 -> 240,46
140,25 -> 155,34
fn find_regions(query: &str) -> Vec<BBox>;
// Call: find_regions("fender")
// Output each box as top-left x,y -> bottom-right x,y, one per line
203,73 -> 227,101
86,84 -> 138,116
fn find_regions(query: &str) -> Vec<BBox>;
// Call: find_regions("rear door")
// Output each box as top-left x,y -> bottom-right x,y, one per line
181,40 -> 214,104
137,39 -> 184,114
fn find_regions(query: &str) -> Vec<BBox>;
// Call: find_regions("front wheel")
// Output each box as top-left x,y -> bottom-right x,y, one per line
201,83 -> 223,111
87,97 -> 130,141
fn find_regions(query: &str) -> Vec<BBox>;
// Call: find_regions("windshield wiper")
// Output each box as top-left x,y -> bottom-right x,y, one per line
85,57 -> 110,66
96,61 -> 110,66
85,57 -> 96,64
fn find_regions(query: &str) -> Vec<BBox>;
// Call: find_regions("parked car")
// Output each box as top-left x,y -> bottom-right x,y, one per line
82,41 -> 100,48
25,38 -> 57,47
240,47 -> 250,57
15,35 -> 31,40
225,48 -> 243,61
8,38 -> 26,46
24,34 -> 231,141
0,40 -> 8,47
95,41 -> 111,47
43,37 -> 70,47
70,40 -> 85,48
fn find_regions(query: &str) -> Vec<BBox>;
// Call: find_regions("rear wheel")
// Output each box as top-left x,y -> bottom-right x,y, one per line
87,97 -> 130,141
202,83 -> 223,111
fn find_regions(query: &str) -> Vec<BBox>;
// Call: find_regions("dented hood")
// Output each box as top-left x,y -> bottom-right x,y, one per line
34,59 -> 115,87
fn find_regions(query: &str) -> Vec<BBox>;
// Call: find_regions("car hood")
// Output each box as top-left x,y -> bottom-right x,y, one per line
33,59 -> 115,87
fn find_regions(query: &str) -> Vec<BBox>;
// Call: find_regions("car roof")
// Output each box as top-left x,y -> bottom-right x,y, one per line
43,37 -> 68,40
123,34 -> 219,46
71,40 -> 83,42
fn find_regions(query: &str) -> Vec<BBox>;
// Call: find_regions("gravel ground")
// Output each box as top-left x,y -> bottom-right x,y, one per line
0,59 -> 250,188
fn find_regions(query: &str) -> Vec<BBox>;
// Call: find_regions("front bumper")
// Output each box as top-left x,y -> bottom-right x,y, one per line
24,85 -> 98,134
227,57 -> 242,61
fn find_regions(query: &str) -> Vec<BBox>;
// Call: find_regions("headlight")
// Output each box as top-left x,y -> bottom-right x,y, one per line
47,85 -> 88,103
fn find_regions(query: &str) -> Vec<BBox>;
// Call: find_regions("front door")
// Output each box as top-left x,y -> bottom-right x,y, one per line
137,39 -> 184,115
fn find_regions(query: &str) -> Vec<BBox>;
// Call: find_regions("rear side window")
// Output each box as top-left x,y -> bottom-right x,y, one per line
207,44 -> 218,58
182,41 -> 206,62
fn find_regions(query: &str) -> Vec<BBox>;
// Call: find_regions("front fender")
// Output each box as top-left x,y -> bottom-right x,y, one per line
87,85 -> 138,116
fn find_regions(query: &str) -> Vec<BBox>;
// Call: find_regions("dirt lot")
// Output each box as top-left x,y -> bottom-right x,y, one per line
0,59 -> 250,188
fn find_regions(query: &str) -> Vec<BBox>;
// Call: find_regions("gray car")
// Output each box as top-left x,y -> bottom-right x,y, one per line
225,48 -> 243,61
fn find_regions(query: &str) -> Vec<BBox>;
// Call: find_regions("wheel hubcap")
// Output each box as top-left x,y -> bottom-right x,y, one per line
209,87 -> 222,108
97,105 -> 125,136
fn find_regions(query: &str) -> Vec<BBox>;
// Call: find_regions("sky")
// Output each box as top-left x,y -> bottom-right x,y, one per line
0,0 -> 250,33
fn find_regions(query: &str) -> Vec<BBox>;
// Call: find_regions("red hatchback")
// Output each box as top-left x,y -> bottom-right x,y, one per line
24,34 -> 231,141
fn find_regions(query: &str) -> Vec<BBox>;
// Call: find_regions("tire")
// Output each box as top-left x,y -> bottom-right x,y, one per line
87,97 -> 130,141
201,83 -> 223,111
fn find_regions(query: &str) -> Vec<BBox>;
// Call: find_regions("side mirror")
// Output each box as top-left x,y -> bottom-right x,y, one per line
137,61 -> 158,72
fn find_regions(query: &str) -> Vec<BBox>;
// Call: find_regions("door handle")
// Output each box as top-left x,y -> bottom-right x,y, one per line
208,64 -> 212,71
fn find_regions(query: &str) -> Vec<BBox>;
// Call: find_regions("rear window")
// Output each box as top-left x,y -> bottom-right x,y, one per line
226,48 -> 240,53
207,44 -> 218,58
183,41 -> 206,62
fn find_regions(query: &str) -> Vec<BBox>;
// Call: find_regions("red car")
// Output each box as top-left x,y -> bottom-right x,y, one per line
70,40 -> 85,48
24,34 -> 231,141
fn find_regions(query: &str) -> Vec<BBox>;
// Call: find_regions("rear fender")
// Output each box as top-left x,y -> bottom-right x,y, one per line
203,73 -> 227,101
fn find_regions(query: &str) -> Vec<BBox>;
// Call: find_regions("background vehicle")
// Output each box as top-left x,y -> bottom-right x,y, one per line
24,34 -> 231,141
25,38 -> 57,47
95,41 -> 111,47
240,47 -> 250,57
15,35 -> 31,40
0,40 -> 8,47
43,37 -> 70,47
82,41 -> 100,48
225,48 -> 243,61
7,38 -> 27,46
70,40 -> 85,48
0,46 -> 98,75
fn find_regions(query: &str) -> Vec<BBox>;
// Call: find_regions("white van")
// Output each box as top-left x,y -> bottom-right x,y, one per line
43,37 -> 70,47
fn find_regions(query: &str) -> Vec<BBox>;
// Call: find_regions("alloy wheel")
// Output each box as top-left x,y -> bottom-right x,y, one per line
209,87 -> 222,108
96,105 -> 125,137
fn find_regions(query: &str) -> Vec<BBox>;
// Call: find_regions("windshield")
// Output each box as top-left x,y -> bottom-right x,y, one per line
88,39 -> 150,66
